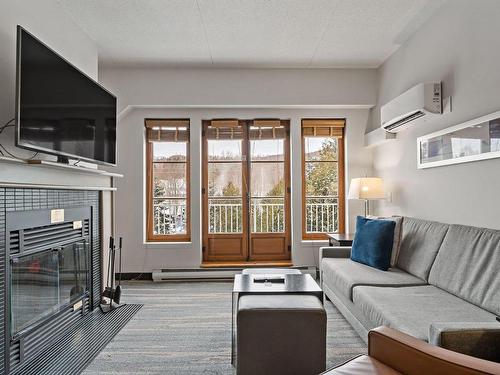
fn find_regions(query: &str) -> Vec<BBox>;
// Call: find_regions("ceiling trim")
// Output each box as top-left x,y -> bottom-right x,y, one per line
117,104 -> 375,121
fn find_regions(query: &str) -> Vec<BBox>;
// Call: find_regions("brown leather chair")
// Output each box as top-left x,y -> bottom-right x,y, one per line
323,326 -> 500,375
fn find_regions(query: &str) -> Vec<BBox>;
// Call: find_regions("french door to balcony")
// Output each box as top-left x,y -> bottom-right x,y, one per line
202,119 -> 291,262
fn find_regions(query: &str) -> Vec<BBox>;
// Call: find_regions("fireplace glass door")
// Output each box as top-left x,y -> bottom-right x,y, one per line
59,241 -> 90,306
10,240 -> 90,336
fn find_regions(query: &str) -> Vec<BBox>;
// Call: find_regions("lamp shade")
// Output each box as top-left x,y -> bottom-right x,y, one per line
348,177 -> 385,200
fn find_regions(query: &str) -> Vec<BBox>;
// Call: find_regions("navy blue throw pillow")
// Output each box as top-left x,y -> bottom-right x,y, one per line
351,216 -> 396,271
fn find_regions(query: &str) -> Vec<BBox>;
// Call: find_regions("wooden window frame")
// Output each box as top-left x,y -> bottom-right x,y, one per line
145,119 -> 191,242
201,119 -> 292,262
301,119 -> 345,240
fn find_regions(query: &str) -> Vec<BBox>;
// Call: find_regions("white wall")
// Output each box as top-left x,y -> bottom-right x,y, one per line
0,0 -> 98,157
110,107 -> 372,272
100,66 -> 377,271
371,0 -> 500,229
99,67 -> 377,115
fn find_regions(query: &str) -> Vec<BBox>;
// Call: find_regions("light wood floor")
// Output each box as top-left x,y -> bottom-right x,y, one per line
83,281 -> 366,374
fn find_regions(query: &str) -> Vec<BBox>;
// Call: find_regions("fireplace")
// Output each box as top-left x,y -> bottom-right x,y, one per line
10,238 -> 90,337
0,189 -> 102,374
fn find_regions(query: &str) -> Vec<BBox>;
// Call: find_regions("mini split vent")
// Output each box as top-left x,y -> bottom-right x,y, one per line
382,110 -> 425,132
381,82 -> 443,133
9,220 -> 90,255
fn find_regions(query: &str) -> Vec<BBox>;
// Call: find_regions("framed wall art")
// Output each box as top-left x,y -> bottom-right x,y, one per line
417,110 -> 500,169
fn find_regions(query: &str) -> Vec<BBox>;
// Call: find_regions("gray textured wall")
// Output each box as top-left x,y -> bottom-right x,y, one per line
371,0 -> 500,229
0,0 -> 98,159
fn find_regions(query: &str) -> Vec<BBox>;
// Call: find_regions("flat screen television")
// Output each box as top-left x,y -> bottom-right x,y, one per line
15,26 -> 117,166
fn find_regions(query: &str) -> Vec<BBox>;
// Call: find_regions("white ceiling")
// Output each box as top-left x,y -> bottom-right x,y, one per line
57,0 -> 444,68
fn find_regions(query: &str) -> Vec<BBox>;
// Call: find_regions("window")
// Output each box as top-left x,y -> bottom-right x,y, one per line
146,119 -> 190,242
202,119 -> 291,262
302,119 -> 345,240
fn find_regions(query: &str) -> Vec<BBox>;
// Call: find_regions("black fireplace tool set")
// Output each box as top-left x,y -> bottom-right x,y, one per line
100,236 -> 125,313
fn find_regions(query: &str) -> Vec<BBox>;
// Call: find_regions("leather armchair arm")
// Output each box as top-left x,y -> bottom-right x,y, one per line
429,322 -> 500,363
368,326 -> 500,375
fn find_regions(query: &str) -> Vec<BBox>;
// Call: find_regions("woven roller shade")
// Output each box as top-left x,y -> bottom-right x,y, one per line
205,119 -> 288,139
145,119 -> 189,142
253,119 -> 282,128
302,119 -> 345,137
210,119 -> 239,128
206,119 -> 244,140
250,119 -> 286,140
249,128 -> 286,140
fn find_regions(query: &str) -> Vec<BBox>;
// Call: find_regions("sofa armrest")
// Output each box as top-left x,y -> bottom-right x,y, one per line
368,326 -> 500,375
319,246 -> 351,260
319,247 -> 351,287
429,322 -> 500,362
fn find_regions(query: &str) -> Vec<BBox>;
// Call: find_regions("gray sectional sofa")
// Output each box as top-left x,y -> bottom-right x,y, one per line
319,217 -> 500,360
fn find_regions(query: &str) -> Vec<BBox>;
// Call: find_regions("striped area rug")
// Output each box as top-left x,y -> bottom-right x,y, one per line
83,281 -> 366,374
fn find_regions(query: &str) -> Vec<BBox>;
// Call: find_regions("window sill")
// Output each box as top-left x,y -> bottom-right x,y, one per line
143,241 -> 194,251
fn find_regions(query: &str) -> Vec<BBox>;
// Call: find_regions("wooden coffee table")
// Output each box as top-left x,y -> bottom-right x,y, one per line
231,273 -> 323,364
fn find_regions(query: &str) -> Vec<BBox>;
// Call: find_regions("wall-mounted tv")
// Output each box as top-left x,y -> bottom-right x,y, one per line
15,26 -> 117,166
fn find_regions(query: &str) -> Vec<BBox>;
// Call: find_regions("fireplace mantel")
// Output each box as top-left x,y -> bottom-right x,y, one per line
0,157 -> 118,320
0,157 -> 122,191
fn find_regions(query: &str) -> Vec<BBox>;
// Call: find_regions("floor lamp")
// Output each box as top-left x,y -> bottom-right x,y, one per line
348,177 -> 385,217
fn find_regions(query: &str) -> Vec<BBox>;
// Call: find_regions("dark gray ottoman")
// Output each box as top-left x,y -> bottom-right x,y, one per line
237,294 -> 326,375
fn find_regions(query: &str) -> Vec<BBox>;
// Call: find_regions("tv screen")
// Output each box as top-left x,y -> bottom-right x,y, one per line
15,26 -> 116,165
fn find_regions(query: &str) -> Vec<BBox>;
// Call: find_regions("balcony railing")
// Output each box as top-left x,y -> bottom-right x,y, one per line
209,203 -> 242,233
153,200 -> 187,235
251,202 -> 285,233
153,199 -> 338,235
305,199 -> 338,233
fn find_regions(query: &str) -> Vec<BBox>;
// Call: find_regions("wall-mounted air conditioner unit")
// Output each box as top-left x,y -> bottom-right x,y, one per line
381,82 -> 442,133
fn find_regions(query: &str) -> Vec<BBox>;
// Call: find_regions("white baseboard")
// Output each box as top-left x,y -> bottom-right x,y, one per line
152,266 -> 317,281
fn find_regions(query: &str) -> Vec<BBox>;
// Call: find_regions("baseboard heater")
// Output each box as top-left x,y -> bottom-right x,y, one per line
152,266 -> 317,281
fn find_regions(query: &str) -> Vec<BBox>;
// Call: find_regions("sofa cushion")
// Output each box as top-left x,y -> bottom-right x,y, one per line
396,217 -> 449,280
351,216 -> 396,271
321,258 -> 426,301
353,285 -> 496,341
428,224 -> 500,315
